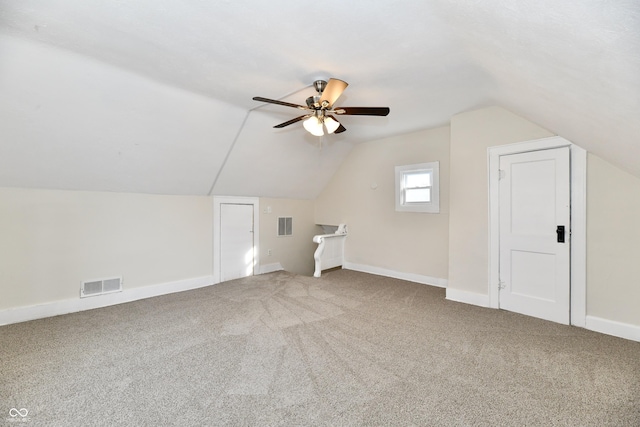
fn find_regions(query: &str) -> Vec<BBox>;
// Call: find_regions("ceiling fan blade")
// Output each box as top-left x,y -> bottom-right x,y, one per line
273,115 -> 311,128
253,97 -> 309,110
334,107 -> 390,116
326,115 -> 347,134
319,78 -> 348,108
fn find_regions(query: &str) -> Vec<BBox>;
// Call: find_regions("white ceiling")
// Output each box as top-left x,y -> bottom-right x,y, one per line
1,1 -> 638,198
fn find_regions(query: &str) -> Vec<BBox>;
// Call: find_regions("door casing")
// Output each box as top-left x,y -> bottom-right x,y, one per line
488,136 -> 587,327
213,196 -> 260,284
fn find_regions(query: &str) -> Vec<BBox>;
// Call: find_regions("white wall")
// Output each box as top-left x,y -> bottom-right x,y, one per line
315,127 -> 450,284
259,198 -> 320,276
447,106 -> 554,296
0,187 -> 213,313
586,154 -> 640,327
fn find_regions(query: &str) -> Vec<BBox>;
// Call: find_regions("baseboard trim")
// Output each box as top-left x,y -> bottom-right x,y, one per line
445,288 -> 491,308
259,263 -> 284,274
585,315 -> 640,343
342,262 -> 448,288
0,275 -> 215,326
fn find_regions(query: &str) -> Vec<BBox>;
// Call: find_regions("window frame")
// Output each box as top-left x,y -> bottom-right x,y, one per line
395,161 -> 440,213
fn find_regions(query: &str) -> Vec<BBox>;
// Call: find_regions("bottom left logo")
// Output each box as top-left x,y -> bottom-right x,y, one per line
9,408 -> 29,418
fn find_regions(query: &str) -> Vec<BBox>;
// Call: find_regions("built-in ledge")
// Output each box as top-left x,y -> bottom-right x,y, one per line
313,224 -> 347,278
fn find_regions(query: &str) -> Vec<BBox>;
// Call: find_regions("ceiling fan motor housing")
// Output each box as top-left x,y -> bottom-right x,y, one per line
313,80 -> 327,94
306,96 -> 321,109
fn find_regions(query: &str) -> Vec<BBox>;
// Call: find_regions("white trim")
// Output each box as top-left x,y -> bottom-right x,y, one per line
213,196 -> 260,284
585,316 -> 640,343
487,136 -> 587,326
0,276 -> 214,326
570,147 -> 587,327
343,262 -> 448,288
259,262 -> 284,274
445,288 -> 491,308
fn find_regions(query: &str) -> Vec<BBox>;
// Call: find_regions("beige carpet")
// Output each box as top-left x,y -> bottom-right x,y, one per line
1,270 -> 639,426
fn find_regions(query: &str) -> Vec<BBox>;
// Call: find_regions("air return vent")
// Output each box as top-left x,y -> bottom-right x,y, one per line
81,277 -> 122,298
277,217 -> 293,236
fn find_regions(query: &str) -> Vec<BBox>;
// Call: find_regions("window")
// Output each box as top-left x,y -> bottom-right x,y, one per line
395,161 -> 440,213
277,217 -> 293,236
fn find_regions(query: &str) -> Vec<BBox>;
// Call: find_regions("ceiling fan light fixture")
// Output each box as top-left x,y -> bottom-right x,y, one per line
324,116 -> 340,134
303,116 -> 324,136
253,77 -> 390,136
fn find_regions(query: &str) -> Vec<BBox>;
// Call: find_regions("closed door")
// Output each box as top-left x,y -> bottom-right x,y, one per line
220,203 -> 255,282
499,147 -> 570,324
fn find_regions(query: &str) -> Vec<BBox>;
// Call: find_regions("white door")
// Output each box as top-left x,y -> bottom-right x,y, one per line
499,147 -> 570,324
220,203 -> 255,282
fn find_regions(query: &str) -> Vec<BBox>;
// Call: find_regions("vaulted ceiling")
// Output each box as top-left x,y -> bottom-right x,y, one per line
1,1 -> 638,198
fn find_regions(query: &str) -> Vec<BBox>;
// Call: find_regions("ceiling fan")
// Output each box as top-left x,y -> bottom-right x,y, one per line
252,78 -> 390,136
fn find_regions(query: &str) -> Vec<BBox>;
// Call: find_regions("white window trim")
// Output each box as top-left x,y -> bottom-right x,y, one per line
395,161 -> 440,213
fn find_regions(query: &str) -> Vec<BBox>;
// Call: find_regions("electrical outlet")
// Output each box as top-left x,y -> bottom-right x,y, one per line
267,249 -> 273,256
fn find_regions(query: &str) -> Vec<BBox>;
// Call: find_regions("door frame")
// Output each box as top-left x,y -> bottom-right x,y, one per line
213,196 -> 260,284
488,136 -> 587,326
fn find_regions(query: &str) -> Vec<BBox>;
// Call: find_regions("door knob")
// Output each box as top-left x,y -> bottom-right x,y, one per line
556,225 -> 565,243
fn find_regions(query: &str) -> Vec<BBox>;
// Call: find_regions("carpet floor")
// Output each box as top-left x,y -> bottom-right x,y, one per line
1,269 -> 639,426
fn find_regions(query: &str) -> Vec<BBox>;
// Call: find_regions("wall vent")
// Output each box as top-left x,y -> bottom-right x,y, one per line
277,217 -> 293,236
81,277 -> 122,298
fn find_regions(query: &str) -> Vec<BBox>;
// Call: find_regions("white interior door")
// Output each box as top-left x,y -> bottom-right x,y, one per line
220,203 -> 255,282
499,147 -> 570,324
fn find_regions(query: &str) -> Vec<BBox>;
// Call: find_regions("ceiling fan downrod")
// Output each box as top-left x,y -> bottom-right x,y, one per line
306,80 -> 328,109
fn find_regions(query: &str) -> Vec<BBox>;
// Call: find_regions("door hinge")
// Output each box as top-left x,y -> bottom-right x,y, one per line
498,281 -> 506,290
498,169 -> 506,180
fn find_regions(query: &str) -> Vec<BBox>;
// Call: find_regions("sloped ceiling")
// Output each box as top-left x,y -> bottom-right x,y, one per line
0,1 -> 638,198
